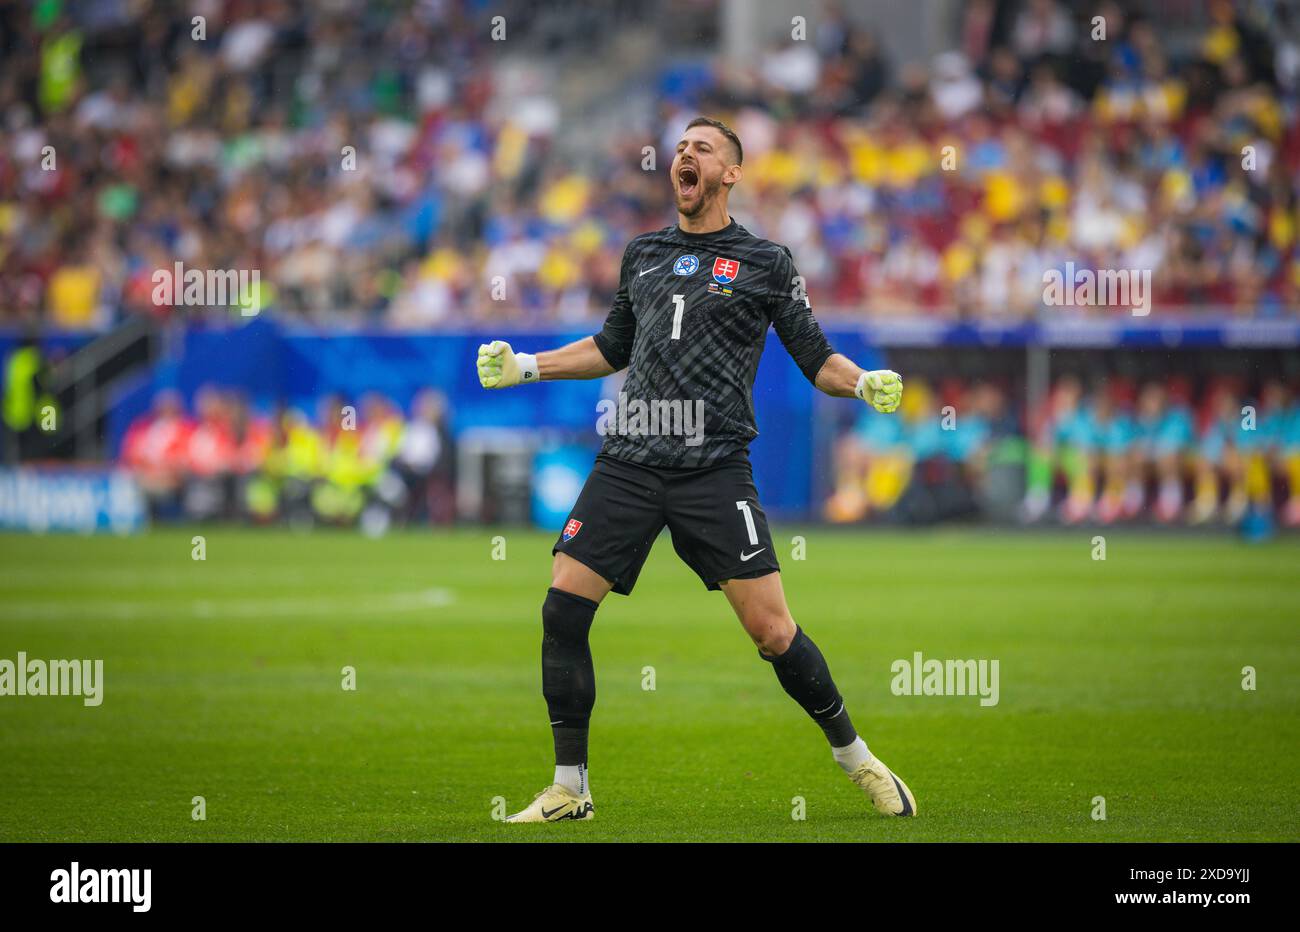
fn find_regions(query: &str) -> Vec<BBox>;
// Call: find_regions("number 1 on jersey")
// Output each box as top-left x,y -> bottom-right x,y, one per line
671,294 -> 685,340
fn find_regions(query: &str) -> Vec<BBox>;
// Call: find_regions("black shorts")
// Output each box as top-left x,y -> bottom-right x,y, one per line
553,450 -> 781,595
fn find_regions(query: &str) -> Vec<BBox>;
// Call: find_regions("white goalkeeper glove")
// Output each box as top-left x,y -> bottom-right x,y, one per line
477,340 -> 539,389
856,369 -> 903,413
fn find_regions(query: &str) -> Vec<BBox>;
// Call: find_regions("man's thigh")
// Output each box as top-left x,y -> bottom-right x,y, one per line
552,456 -> 666,596
552,552 -> 613,603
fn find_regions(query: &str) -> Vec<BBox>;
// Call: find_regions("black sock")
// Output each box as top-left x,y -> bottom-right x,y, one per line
761,625 -> 859,748
541,587 -> 598,766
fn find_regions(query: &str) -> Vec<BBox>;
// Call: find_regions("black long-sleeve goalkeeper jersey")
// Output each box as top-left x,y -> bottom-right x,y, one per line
592,218 -> 835,468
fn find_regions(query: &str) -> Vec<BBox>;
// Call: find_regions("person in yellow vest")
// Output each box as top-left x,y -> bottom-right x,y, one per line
279,407 -> 326,527
3,337 -> 58,462
313,420 -> 369,523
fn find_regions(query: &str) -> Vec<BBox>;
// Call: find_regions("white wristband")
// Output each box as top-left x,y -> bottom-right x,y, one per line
516,352 -> 539,384
854,371 -> 869,401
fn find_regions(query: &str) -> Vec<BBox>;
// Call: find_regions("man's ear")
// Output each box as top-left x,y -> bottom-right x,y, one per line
724,163 -> 743,187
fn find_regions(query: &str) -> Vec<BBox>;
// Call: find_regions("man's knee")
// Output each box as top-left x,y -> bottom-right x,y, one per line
541,587 -> 599,721
722,573 -> 796,656
542,586 -> 596,639
744,610 -> 796,656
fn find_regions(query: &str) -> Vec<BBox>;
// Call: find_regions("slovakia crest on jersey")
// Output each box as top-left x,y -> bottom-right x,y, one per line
562,518 -> 583,542
674,255 -> 699,276
712,257 -> 740,284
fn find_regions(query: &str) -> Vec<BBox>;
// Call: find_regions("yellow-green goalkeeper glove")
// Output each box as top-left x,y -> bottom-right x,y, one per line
477,340 -> 539,389
855,369 -> 903,413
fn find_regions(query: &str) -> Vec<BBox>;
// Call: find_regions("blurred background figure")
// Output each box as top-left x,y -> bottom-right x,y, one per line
183,386 -> 236,521
1130,380 -> 1195,523
388,389 -> 455,527
2,334 -> 58,462
120,389 -> 191,519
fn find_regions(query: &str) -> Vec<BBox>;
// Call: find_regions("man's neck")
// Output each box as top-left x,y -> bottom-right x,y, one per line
678,202 -> 731,235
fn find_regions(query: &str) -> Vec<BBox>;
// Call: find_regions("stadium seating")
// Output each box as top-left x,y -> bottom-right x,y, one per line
1,0 -> 1297,328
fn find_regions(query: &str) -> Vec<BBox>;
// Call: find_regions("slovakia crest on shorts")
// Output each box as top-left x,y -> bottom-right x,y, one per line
674,254 -> 699,276
562,518 -> 583,542
712,257 -> 740,284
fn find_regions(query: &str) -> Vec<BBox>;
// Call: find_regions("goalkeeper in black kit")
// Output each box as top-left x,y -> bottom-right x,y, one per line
477,117 -> 915,823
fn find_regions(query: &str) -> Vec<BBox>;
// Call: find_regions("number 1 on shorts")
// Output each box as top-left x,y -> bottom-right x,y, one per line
735,500 -> 758,546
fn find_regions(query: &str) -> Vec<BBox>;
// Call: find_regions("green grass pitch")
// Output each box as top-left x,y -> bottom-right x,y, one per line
1,527 -> 1296,842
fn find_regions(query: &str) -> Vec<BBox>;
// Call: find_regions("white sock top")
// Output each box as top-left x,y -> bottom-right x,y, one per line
555,763 -> 586,796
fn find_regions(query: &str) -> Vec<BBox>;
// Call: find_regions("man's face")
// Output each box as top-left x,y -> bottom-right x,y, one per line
671,126 -> 740,217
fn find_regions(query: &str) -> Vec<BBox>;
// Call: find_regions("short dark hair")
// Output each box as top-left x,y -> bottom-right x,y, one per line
685,116 -> 743,165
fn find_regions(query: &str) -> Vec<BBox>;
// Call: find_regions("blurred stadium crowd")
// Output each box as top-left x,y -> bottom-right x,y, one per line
827,375 -> 1300,526
120,387 -> 455,530
2,0 -> 1300,329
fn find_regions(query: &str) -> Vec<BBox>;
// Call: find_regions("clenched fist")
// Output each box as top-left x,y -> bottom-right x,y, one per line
855,369 -> 903,413
477,340 -> 538,389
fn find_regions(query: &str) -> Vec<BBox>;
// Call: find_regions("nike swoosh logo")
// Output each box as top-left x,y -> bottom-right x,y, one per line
639,263 -> 664,277
740,548 -> 767,561
889,773 -> 914,816
541,805 -> 567,819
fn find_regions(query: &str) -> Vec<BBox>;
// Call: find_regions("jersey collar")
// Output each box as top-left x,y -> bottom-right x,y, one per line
674,218 -> 739,241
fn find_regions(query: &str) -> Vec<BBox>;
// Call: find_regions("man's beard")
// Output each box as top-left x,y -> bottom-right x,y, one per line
676,174 -> 722,217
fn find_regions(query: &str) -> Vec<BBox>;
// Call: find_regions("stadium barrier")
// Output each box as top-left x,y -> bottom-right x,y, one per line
4,317 -> 1297,525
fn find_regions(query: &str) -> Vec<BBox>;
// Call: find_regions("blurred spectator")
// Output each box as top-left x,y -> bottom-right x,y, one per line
1011,0 -> 1076,61
388,388 -> 455,525
120,389 -> 193,515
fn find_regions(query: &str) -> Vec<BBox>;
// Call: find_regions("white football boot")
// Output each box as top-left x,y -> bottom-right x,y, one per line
848,755 -> 917,817
506,784 -> 595,823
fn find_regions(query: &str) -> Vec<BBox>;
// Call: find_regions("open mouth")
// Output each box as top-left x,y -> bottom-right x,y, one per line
678,164 -> 699,198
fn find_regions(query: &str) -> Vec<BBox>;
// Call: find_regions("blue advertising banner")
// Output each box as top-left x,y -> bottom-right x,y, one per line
0,468 -> 147,534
